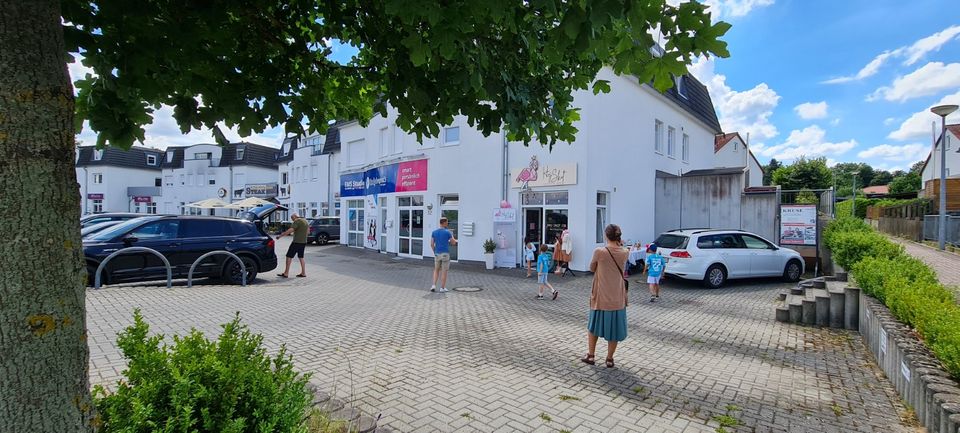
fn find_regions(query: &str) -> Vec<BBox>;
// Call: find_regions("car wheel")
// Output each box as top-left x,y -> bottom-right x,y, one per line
318,233 -> 329,245
783,260 -> 802,282
223,256 -> 258,285
704,264 -> 726,289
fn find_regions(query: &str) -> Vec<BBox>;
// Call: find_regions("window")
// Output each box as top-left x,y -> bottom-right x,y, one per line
544,191 -> 569,205
155,178 -> 162,187
311,163 -> 318,180
179,202 -> 186,215
236,145 -> 245,160
93,149 -> 104,160
667,127 -> 676,157
654,120 -> 664,153
130,220 -> 180,240
166,150 -> 175,162
92,173 -> 103,184
740,234 -> 772,249
195,152 -> 212,160
443,126 -> 460,146
733,141 -> 738,152
179,174 -> 185,185
92,199 -> 103,213
146,202 -> 157,214
281,172 -> 289,184
676,75 -> 687,98
146,154 -> 157,165
654,234 -> 689,249
208,178 -> 216,185
298,202 -> 307,217
596,192 -> 608,243
379,127 -> 390,157
393,127 -> 403,154
310,202 -> 318,218
187,174 -> 194,186
348,139 -> 365,166
696,234 -> 742,249
180,220 -> 227,238
164,175 -> 173,186
682,134 -> 690,162
947,135 -> 951,151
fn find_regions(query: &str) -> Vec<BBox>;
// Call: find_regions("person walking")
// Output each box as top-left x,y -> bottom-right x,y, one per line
645,243 -> 665,302
277,213 -> 309,278
536,244 -> 558,300
582,224 -> 629,368
524,240 -> 536,278
430,217 -> 458,292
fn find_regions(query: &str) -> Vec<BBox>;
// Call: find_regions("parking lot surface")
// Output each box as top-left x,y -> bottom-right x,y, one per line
87,241 -> 916,432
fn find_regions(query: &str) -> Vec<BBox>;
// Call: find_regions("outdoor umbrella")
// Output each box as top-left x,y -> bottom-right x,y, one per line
184,198 -> 230,208
225,197 -> 272,209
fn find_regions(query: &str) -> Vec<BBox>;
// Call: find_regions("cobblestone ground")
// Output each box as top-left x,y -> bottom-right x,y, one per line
889,236 -> 960,299
87,241 -> 917,432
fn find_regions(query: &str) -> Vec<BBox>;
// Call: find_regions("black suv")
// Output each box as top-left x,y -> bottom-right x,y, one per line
80,213 -> 142,229
83,205 -> 282,286
308,216 -> 340,245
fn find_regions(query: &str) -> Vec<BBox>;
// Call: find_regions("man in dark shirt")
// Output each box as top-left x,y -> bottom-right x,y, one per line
277,213 -> 309,278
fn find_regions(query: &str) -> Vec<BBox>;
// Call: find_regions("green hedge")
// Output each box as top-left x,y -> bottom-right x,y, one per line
825,216 -> 960,380
835,197 -> 928,220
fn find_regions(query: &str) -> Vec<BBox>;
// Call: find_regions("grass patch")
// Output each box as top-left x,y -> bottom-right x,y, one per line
692,338 -> 706,344
725,404 -> 740,412
306,409 -> 354,433
539,412 -> 552,423
831,402 -> 843,416
632,386 -> 646,394
460,412 -> 474,420
712,414 -> 741,427
558,395 -> 581,402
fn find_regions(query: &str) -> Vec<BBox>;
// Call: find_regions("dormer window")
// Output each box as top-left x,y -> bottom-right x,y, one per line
236,145 -> 245,160
166,150 -> 174,162
195,152 -> 211,160
146,154 -> 157,165
676,76 -> 687,99
93,149 -> 104,160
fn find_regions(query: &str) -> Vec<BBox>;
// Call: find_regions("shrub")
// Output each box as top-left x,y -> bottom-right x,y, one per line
824,216 -> 870,248
884,276 -> 954,328
850,255 -> 939,302
829,230 -> 902,270
93,310 -> 312,433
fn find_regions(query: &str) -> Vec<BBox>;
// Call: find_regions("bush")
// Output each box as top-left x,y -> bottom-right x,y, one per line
94,310 -> 312,433
829,230 -> 902,270
823,216 -> 870,248
850,255 -> 938,302
884,276 -> 954,328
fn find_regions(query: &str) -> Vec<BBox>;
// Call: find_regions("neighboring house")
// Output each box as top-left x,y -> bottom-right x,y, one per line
862,185 -> 890,198
336,67 -> 727,271
713,132 -> 764,187
159,142 -> 278,216
76,146 -> 163,215
920,124 -> 960,191
275,122 -> 344,220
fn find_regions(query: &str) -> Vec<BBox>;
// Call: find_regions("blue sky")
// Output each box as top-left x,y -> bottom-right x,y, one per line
690,0 -> 960,172
73,1 -> 959,174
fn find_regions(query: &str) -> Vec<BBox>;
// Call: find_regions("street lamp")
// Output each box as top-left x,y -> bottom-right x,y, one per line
931,104 -> 958,251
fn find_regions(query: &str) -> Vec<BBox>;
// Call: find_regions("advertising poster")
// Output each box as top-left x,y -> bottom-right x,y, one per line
340,159 -> 428,197
493,208 -> 517,268
365,196 -> 379,249
780,204 -> 817,246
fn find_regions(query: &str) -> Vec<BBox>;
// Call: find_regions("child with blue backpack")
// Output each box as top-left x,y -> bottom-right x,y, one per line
645,244 -> 665,302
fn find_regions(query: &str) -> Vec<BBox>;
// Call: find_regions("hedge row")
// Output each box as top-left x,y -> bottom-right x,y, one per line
835,197 -> 929,220
826,217 -> 960,379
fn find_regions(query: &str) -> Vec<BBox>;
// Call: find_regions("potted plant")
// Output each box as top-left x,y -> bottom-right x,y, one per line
482,239 -> 497,270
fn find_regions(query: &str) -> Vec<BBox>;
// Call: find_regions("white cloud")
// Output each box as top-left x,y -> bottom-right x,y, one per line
794,101 -> 829,120
869,62 -> 960,102
857,143 -> 927,162
702,0 -> 774,18
887,89 -> 960,141
689,57 -> 781,142
830,118 -> 841,126
822,25 -> 960,84
884,117 -> 899,126
754,125 -> 856,160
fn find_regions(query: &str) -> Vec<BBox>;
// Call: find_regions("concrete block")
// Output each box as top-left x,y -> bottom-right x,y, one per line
809,279 -> 827,289
938,399 -> 960,433
790,287 -> 804,296
789,303 -> 802,324
815,296 -> 830,327
802,299 -> 816,326
836,271 -> 848,282
829,291 -> 845,328
775,307 -> 790,323
845,287 -> 860,330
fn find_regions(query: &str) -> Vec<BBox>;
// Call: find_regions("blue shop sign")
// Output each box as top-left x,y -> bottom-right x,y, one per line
340,160 -> 425,197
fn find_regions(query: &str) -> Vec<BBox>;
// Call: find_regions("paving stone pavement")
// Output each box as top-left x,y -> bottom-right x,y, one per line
889,236 -> 960,290
87,243 -> 919,432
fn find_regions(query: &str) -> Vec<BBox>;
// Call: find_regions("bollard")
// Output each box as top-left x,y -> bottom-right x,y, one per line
829,290 -> 845,328
789,303 -> 802,324
802,299 -> 816,326
815,296 -> 830,327
775,307 -> 790,323
844,287 -> 860,330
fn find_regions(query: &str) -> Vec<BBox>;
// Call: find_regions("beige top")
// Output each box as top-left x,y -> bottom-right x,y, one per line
589,246 -> 629,311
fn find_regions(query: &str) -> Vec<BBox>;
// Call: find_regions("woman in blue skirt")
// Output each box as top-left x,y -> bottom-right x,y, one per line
582,224 -> 629,368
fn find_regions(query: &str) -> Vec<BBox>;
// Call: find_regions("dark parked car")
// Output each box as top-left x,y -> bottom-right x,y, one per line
308,216 -> 340,245
81,220 -> 127,239
83,205 -> 282,286
80,212 -> 142,229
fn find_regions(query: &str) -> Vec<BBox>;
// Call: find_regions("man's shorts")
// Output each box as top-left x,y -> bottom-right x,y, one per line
647,275 -> 662,285
538,273 -> 548,284
286,242 -> 306,258
434,253 -> 451,271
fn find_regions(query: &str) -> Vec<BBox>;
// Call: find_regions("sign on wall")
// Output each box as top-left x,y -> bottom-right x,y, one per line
510,156 -> 577,189
340,159 -> 428,197
133,196 -> 152,203
493,208 -> 517,268
87,193 -> 104,200
779,204 -> 817,246
244,183 -> 279,197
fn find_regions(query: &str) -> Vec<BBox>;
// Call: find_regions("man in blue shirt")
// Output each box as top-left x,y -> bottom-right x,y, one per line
645,243 -> 665,302
430,217 -> 458,292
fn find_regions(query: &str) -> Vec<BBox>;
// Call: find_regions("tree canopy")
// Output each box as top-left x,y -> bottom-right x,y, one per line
770,156 -> 832,191
63,0 -> 732,150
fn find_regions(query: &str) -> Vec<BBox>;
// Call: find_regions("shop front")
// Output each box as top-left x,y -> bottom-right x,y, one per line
511,155 -> 579,254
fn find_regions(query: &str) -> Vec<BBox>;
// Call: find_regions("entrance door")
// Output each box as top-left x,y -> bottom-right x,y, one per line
398,196 -> 424,257
347,199 -> 364,247
440,195 -> 459,261
524,208 -> 543,249
379,199 -> 388,253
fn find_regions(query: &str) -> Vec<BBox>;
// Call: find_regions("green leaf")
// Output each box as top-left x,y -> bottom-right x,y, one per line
592,80 -> 611,95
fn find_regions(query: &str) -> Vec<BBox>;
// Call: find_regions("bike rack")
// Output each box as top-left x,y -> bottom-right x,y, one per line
186,250 -> 247,288
94,247 -> 172,289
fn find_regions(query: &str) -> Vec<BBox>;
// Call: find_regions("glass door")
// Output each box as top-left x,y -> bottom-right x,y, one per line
347,199 -> 364,247
379,199 -> 388,253
524,208 -> 543,249
397,196 -> 424,258
440,195 -> 459,261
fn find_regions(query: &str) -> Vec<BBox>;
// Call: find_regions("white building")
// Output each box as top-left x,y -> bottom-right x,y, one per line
713,132 -> 764,187
159,142 -> 279,215
336,67 -> 727,271
920,124 -> 960,188
276,125 -> 343,219
76,146 -> 163,215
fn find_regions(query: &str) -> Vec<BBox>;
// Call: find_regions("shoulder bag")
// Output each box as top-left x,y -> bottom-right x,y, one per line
605,247 -> 629,292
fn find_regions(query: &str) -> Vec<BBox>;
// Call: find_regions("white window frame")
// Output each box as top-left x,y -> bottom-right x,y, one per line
195,152 -> 212,160
654,120 -> 664,154
236,146 -> 245,160
442,126 -> 461,146
146,154 -> 157,165
92,199 -> 103,213
393,126 -> 404,154
676,76 -> 687,99
667,127 -> 676,158
682,133 -> 690,162
146,202 -> 157,214
311,163 -> 318,180
596,191 -> 609,244
348,139 -> 365,167
93,149 -> 104,160
92,173 -> 103,184
179,174 -> 185,185
379,127 -> 390,157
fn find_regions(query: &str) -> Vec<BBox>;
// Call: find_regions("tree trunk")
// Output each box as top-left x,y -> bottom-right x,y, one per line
0,2 -> 95,432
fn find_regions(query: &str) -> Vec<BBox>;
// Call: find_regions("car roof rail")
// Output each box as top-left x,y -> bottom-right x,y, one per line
691,228 -> 748,235
666,228 -> 711,233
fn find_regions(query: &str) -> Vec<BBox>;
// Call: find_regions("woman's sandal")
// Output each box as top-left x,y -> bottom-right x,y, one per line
605,358 -> 615,369
580,354 -> 596,365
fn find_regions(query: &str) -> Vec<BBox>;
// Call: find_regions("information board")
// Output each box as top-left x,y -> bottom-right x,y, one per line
779,204 -> 817,246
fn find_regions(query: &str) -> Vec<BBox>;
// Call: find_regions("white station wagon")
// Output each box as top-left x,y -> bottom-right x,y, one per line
652,229 -> 805,289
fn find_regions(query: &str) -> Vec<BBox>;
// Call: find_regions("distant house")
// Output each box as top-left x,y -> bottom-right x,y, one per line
862,185 -> 889,198
920,123 -> 960,190
76,146 -> 163,215
713,132 -> 764,187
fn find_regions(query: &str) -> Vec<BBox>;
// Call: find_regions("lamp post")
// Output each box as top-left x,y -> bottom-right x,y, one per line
931,104 -> 958,251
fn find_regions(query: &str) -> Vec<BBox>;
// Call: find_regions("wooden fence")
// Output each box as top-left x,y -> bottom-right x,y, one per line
924,179 -> 960,212
868,200 -> 931,242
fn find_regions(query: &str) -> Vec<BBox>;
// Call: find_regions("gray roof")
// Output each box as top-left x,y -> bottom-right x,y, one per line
323,121 -> 346,154
655,75 -> 722,134
159,142 -> 279,170
682,167 -> 746,177
76,146 -> 163,171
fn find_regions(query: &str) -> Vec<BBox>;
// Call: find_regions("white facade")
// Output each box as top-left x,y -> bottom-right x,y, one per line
278,134 -> 336,218
714,133 -> 764,187
160,144 -> 277,216
921,129 -> 959,185
337,67 -> 725,271
77,166 -> 162,215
